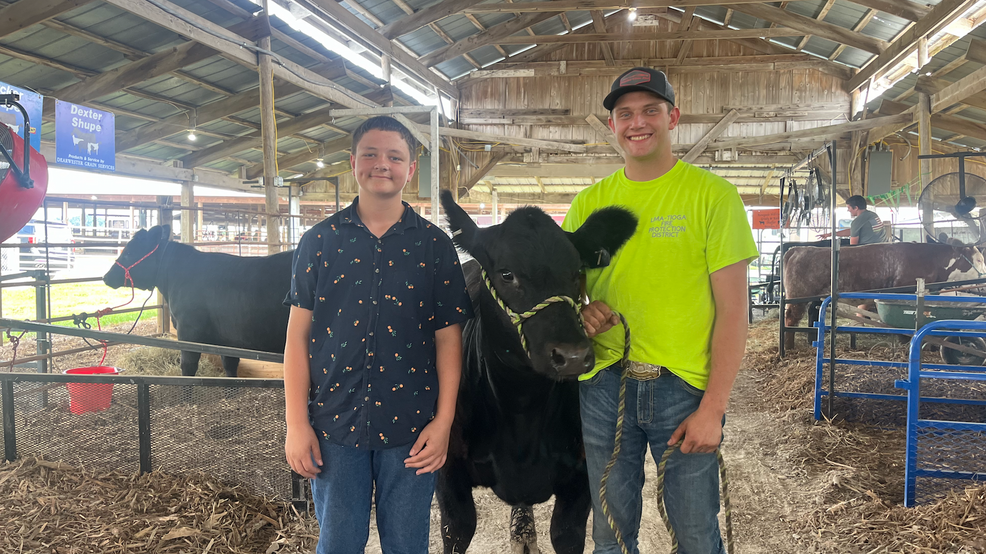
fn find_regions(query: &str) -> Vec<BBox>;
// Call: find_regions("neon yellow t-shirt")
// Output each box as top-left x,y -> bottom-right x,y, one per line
562,161 -> 758,389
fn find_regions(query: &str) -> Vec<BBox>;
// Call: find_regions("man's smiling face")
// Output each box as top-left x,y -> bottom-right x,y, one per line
608,91 -> 680,163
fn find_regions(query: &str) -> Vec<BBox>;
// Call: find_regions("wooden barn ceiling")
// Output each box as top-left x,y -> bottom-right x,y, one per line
1,0 -> 985,206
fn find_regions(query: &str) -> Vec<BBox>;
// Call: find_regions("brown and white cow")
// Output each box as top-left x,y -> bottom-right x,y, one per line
783,242 -> 986,347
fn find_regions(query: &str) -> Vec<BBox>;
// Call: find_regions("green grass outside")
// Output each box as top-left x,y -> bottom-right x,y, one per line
1,282 -> 158,328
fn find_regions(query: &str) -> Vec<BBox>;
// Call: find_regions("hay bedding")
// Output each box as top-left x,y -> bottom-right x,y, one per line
746,312 -> 986,553
0,457 -> 317,554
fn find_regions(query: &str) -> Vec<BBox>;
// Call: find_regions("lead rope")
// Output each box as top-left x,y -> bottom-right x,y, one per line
599,314 -> 734,554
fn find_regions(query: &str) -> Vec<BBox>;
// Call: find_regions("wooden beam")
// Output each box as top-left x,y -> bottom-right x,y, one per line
828,9 -> 875,61
843,0 -> 930,22
246,136 -> 351,180
419,11 -> 559,67
932,114 -> 986,142
379,0 -> 488,39
846,0 -> 978,91
585,114 -> 623,157
682,109 -> 739,163
117,81 -> 305,152
710,113 -> 913,150
674,6 -> 696,65
932,63 -> 986,113
796,0 -> 836,51
460,153 -> 508,194
0,0 -> 91,40
181,88 -> 389,168
101,0 -> 381,109
0,44 -> 96,78
293,0 -> 457,99
464,0 -> 782,13
415,125 -> 589,153
40,40 -> 234,117
590,10 -> 615,66
487,28 -> 806,44
722,3 -> 887,55
38,142 -> 250,192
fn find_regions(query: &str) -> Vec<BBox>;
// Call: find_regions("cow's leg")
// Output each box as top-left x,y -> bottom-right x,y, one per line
807,301 -> 821,329
510,506 -> 538,554
548,470 -> 591,554
784,303 -> 806,349
180,350 -> 201,377
436,461 -> 477,554
221,356 -> 239,378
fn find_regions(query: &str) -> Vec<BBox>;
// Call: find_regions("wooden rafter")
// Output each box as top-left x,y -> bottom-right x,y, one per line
487,28 -> 808,44
674,7 -> 696,65
682,109 -> 740,163
796,0 -> 836,51
590,10 -> 615,66
101,0 -> 380,109
709,113 -> 912,150
585,114 -> 623,157
460,153 -> 509,195
0,0 -> 91,40
843,0 -> 930,22
246,135 -> 353,180
464,0 -> 779,13
284,0 -> 457,98
379,0 -> 488,39
722,3 -> 887,55
829,8 -> 875,61
846,0 -> 979,91
418,11 -> 559,67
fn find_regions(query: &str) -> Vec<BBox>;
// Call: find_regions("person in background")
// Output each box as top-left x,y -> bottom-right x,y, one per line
823,195 -> 891,245
283,116 -> 472,554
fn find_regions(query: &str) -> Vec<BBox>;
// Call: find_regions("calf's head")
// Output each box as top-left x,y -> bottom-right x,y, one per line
440,191 -> 636,380
103,225 -> 171,290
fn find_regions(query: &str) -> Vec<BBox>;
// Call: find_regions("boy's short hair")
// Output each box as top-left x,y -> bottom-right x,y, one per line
846,195 -> 867,210
351,116 -> 418,157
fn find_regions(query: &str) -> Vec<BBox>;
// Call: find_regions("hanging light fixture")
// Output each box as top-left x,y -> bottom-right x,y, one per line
628,8 -> 637,22
316,143 -> 325,168
187,109 -> 197,142
316,158 -> 325,168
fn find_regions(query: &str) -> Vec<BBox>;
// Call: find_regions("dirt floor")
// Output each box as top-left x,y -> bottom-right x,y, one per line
3,314 -> 986,553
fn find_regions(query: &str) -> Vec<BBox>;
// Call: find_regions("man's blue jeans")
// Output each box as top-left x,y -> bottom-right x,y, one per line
580,365 -> 725,554
310,438 -> 436,554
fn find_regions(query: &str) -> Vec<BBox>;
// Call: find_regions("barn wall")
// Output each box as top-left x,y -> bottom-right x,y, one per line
456,23 -> 852,189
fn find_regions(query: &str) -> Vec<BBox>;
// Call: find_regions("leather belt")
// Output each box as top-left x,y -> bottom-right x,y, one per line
625,360 -> 666,381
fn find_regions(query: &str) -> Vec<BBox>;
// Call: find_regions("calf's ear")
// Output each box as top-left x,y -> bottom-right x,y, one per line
568,207 -> 637,269
440,190 -> 479,254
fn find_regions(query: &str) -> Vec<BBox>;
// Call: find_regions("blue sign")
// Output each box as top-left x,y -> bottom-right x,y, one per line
55,100 -> 115,171
0,81 -> 42,151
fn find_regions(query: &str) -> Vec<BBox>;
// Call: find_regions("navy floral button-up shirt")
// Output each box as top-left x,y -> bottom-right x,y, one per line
289,198 -> 472,449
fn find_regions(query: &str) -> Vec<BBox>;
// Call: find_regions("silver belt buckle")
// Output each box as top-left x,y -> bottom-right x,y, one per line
625,361 -> 664,381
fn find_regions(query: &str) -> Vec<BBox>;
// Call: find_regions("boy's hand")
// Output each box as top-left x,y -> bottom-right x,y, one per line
285,424 -> 322,479
582,300 -> 620,338
404,418 -> 452,475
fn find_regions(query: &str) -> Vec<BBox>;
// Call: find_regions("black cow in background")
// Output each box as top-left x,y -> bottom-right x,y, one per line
437,191 -> 636,554
103,225 -> 291,377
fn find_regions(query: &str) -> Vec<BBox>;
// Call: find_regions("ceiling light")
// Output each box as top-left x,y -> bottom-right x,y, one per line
187,130 -> 196,142
628,8 -> 637,21
316,158 -> 325,168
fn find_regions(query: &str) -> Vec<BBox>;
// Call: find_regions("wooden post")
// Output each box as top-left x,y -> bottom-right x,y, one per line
156,195 -> 172,336
381,55 -> 394,108
180,181 -> 195,244
259,2 -> 281,255
919,92 -> 933,242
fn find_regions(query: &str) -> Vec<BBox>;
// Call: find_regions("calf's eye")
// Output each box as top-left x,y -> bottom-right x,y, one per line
500,271 -> 514,282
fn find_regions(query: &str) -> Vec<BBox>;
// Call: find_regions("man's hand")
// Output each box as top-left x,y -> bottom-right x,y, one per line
405,418 -> 453,475
285,424 -> 322,479
667,406 -> 723,454
582,300 -> 620,338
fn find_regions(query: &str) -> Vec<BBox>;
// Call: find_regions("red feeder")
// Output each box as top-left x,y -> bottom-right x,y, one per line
0,95 -> 48,245
63,366 -> 120,414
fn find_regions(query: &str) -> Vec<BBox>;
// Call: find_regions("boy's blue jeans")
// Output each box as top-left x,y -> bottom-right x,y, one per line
580,365 -> 725,554
310,437 -> 436,554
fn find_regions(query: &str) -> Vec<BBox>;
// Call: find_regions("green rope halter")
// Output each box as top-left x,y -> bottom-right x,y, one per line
480,269 -> 583,358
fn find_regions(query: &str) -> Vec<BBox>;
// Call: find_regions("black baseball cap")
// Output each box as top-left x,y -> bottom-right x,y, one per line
603,67 -> 675,111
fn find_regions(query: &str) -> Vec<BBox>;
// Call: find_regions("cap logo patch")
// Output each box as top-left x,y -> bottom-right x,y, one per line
620,70 -> 651,86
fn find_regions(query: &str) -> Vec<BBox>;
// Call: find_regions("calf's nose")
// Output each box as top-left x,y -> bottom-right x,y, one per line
549,343 -> 594,376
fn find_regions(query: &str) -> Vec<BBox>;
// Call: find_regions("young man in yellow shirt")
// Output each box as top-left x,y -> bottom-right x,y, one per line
562,67 -> 758,554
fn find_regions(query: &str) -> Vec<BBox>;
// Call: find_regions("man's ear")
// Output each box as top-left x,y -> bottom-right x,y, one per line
568,207 -> 637,269
440,190 -> 480,255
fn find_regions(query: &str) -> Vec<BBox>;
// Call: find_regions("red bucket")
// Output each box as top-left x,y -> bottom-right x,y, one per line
63,366 -> 119,414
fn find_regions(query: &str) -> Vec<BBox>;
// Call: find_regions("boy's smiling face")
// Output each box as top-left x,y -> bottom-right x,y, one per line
351,129 -> 416,199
